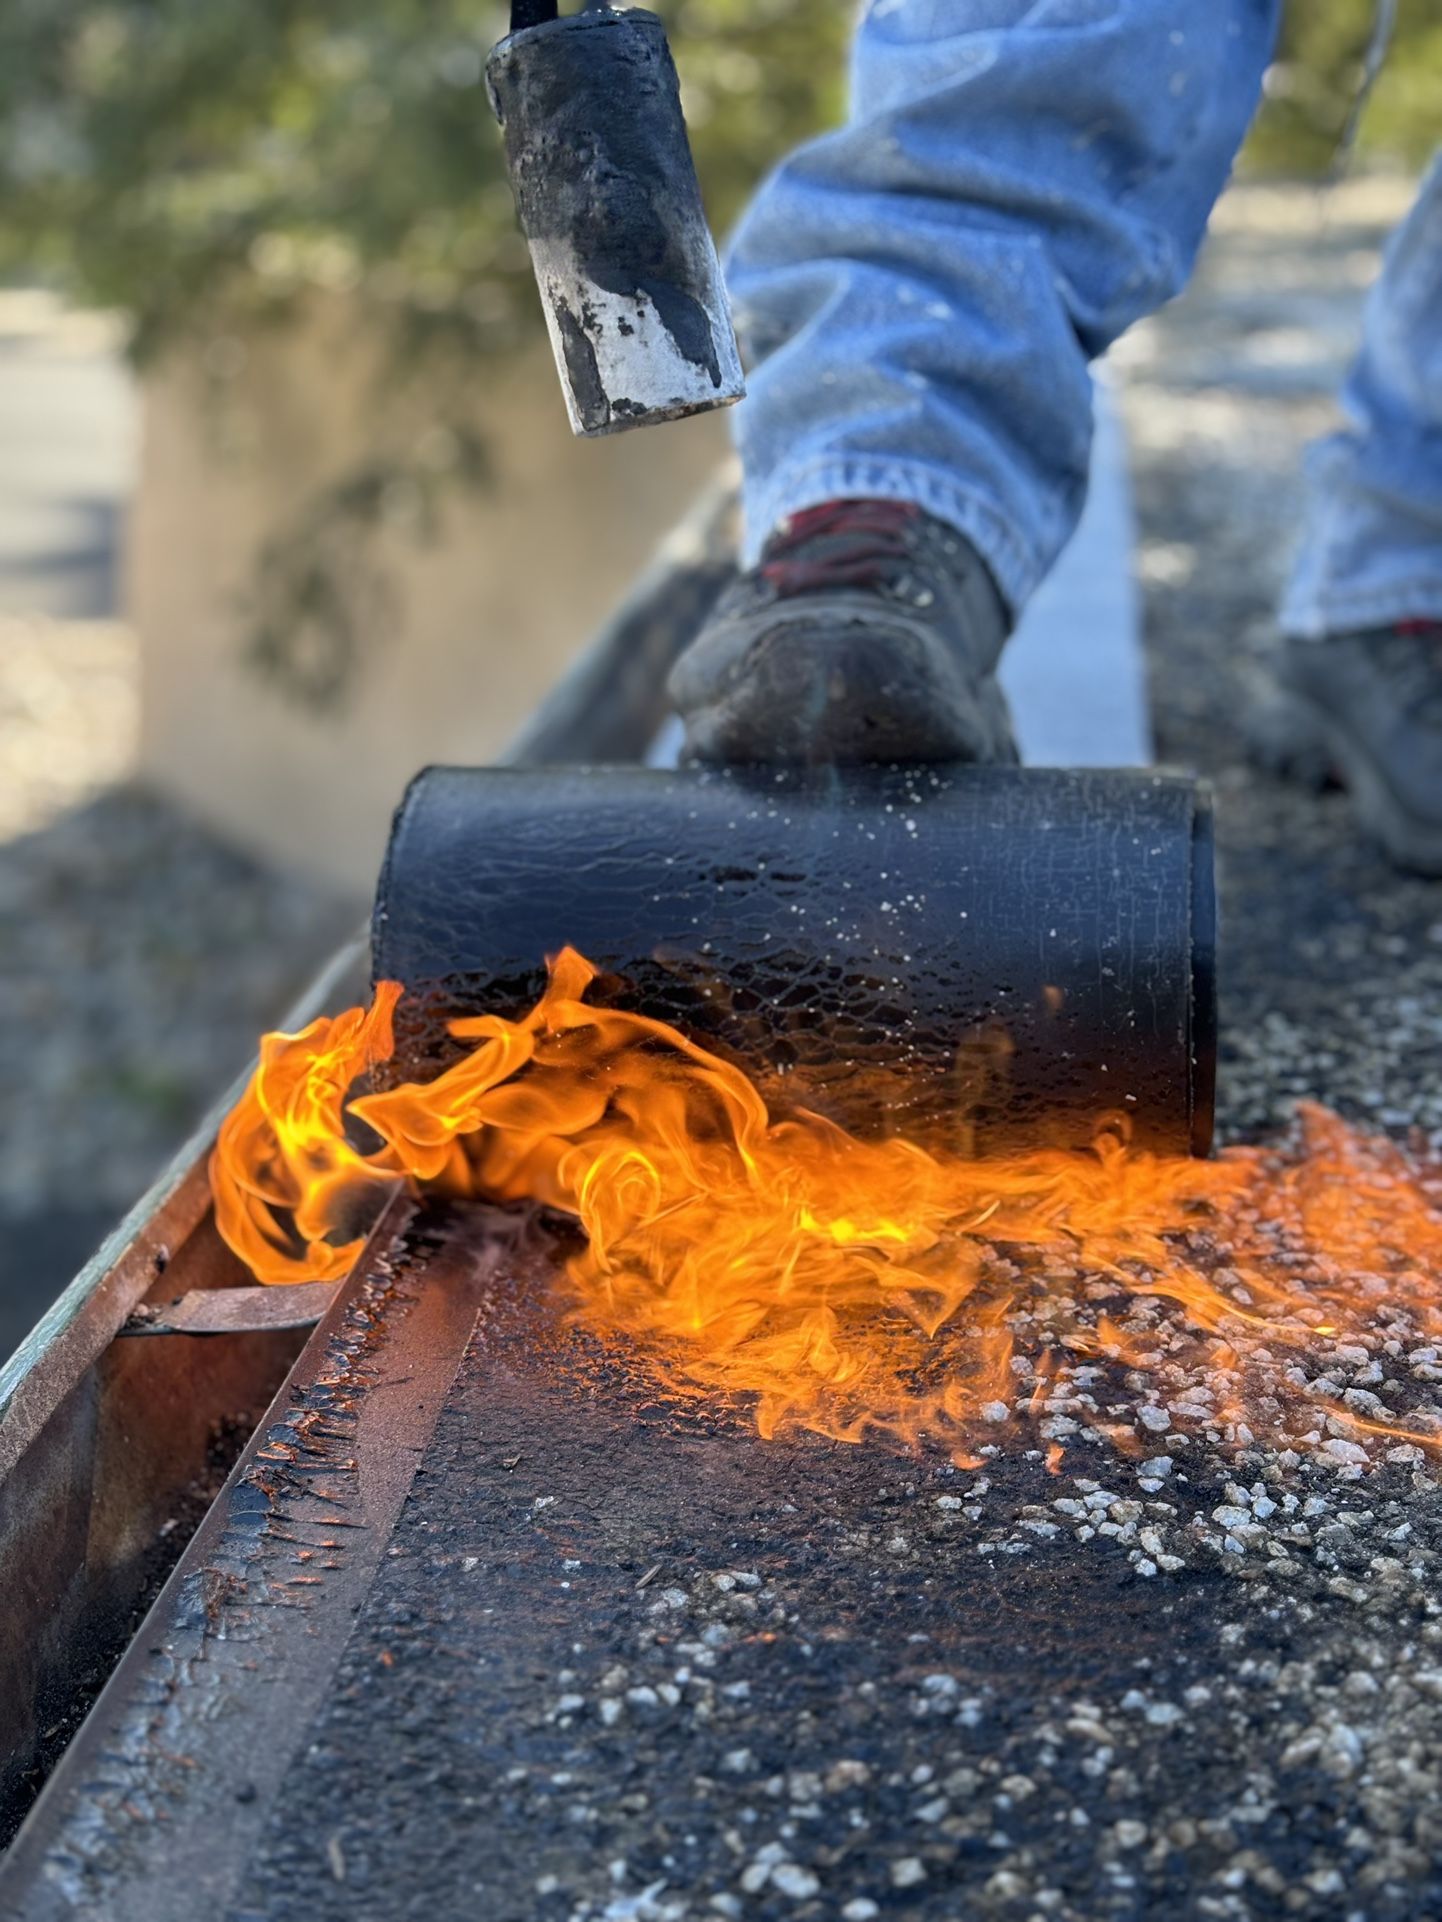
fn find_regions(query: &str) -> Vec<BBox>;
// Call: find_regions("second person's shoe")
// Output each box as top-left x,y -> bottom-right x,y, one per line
1253,621 -> 1442,875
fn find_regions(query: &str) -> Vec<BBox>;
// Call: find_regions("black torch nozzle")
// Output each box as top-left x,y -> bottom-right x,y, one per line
509,4 -> 620,31
488,0 -> 745,436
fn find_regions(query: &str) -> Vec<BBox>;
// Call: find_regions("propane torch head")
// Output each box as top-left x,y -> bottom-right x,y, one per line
487,3 -> 746,437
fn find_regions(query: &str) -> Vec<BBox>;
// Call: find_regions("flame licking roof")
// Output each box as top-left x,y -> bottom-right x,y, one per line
211,947 -> 1442,1472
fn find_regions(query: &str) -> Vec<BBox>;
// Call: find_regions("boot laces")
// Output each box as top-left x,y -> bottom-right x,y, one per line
759,499 -> 922,600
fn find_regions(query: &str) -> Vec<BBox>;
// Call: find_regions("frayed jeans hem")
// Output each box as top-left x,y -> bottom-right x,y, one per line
1281,578 -> 1442,640
740,459 -> 1055,619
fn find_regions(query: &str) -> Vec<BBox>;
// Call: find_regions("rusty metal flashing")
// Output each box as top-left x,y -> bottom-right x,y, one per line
118,1280 -> 343,1339
0,937 -> 367,1466
0,938 -> 368,1836
1,466 -> 731,1462
0,1199 -> 487,1922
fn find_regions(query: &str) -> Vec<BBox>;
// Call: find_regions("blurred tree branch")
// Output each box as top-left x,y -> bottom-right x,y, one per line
0,2 -> 848,366
0,1 -> 849,709
1246,0 -> 1439,175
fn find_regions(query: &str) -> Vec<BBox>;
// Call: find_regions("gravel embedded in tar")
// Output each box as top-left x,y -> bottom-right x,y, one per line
225,183 -> 1442,1922
227,1248 -> 1442,1922
13,183 -> 1442,1922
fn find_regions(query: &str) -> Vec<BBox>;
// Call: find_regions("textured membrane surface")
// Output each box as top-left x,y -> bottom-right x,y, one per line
228,1246 -> 1246,1922
221,1227 -> 1442,1922
373,764 -> 1214,1155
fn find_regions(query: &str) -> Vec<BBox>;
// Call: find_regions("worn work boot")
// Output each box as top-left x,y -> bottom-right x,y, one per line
1254,621 -> 1442,875
669,499 -> 1018,765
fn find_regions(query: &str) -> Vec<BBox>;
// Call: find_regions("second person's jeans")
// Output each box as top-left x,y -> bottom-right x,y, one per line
1282,155 -> 1442,637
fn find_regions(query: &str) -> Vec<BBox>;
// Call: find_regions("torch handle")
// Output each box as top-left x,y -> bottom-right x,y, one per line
510,2 -> 612,26
487,2 -> 745,436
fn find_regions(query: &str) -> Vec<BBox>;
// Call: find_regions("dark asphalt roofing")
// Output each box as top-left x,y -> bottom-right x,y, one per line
12,529 -> 1442,1922
7,194 -> 1442,1922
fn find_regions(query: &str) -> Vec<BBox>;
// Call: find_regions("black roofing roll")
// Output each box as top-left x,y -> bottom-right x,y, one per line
372,764 -> 1217,1156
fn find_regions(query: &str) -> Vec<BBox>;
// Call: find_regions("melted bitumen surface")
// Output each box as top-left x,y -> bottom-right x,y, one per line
224,1239 -> 1442,1922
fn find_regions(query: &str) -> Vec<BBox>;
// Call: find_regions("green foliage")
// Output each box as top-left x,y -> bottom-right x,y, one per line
0,2 -> 848,366
1248,0 -> 1442,174
0,0 -> 853,707
0,2 -> 850,709
0,2 -> 1433,367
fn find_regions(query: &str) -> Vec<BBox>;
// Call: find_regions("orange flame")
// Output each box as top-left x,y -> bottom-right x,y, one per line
211,949 -> 1442,1467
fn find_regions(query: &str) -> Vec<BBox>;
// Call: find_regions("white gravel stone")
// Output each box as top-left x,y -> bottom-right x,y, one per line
770,1864 -> 820,1900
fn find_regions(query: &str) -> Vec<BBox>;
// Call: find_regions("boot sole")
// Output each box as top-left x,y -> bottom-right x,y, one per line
675,625 -> 1019,768
1263,687 -> 1442,877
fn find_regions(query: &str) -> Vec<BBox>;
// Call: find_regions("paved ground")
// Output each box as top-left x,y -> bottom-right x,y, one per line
0,294 -> 133,623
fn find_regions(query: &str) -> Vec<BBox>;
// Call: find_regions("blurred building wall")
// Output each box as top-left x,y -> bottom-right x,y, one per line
130,299 -> 726,894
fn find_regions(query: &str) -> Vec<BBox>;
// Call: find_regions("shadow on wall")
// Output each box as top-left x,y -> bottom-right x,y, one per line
131,303 -> 729,896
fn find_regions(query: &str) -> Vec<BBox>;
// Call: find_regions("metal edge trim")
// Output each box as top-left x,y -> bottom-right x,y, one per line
0,935 -> 368,1461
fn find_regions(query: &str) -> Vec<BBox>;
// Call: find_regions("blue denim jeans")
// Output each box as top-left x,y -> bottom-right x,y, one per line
727,0 -> 1442,640
1282,155 -> 1442,637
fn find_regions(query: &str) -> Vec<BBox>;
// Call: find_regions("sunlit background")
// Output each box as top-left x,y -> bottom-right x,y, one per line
0,0 -> 1436,1356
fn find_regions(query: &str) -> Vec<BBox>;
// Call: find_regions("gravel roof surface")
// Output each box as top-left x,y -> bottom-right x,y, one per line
11,179 -> 1442,1922
234,179 -> 1442,1922
222,1222 -> 1442,1922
